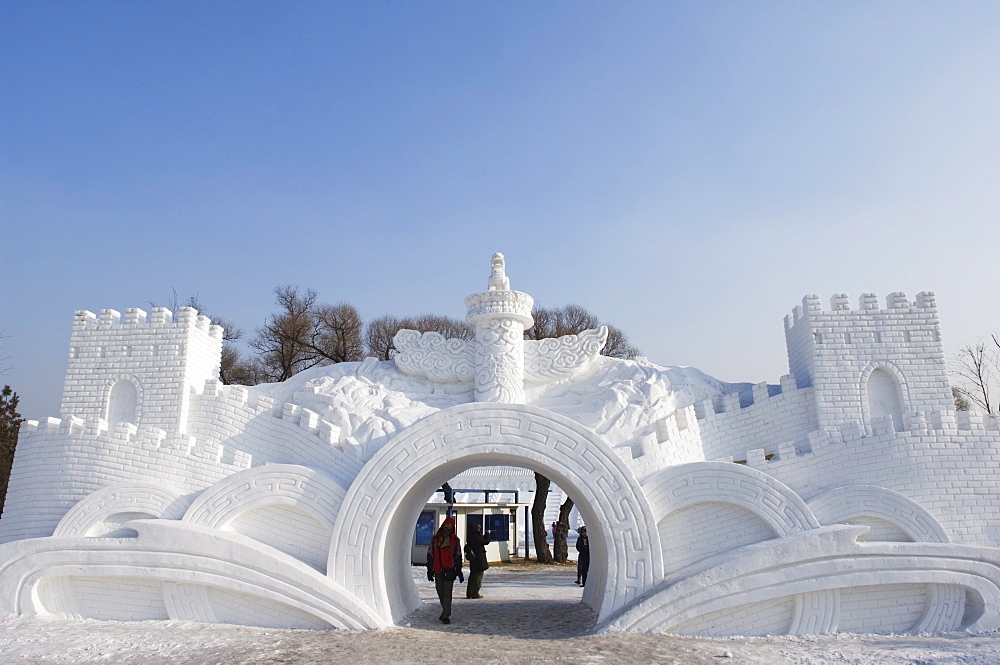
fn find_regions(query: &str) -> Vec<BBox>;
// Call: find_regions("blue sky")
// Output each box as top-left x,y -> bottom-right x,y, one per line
2,2 -> 998,420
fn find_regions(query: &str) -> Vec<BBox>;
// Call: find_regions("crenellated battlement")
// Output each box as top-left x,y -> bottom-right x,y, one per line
783,291 -> 951,432
784,291 -> 937,333
194,379 -> 367,453
693,374 -> 800,422
19,413 -> 227,462
622,405 -> 704,479
61,306 -> 224,434
735,408 -> 1000,476
684,373 -> 818,463
73,306 -> 224,339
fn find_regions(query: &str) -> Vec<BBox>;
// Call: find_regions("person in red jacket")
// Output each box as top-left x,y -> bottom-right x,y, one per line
426,516 -> 464,624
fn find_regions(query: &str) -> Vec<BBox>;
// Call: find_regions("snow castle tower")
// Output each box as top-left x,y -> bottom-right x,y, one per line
784,292 -> 952,433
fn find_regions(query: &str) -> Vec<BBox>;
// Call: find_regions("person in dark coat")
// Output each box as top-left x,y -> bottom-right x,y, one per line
576,525 -> 590,587
426,516 -> 464,624
464,523 -> 492,599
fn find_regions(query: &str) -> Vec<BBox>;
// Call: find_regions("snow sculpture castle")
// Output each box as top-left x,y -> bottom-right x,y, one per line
1,255 -> 999,637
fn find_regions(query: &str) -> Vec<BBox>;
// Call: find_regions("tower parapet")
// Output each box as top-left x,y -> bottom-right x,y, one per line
784,292 -> 950,432
60,306 -> 223,434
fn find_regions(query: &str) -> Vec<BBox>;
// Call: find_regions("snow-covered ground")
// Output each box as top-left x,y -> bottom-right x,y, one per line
1,564 -> 996,664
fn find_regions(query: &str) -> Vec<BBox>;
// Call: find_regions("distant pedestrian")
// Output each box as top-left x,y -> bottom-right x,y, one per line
574,526 -> 583,584
576,526 -> 590,587
464,522 -> 492,598
426,517 -> 464,624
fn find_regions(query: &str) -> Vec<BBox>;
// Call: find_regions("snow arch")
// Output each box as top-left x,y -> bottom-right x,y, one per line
860,362 -> 909,433
183,464 -> 345,532
807,485 -> 950,543
642,462 -> 821,535
53,484 -> 186,538
327,402 -> 663,625
105,376 -> 141,425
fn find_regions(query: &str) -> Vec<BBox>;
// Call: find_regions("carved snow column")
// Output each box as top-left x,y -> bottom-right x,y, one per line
465,290 -> 534,403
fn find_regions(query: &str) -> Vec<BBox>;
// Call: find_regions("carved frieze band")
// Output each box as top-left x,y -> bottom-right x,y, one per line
464,290 -> 534,324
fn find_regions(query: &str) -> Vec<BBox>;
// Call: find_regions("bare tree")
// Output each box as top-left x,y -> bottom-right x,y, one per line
250,286 -> 366,382
602,325 -> 641,360
180,296 -> 266,386
553,496 -> 575,563
530,472 -> 554,563
526,304 -> 640,360
555,304 -> 600,337
952,336 -> 999,414
148,287 -> 184,316
952,386 -> 972,411
364,315 -> 407,362
250,286 -> 319,381
313,304 -> 366,363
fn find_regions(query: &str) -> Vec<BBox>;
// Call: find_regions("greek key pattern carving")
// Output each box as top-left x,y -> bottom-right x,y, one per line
524,326 -> 608,382
392,330 -> 474,383
163,582 -> 217,623
790,589 -> 839,635
183,464 -> 345,531
35,576 -> 82,618
642,462 -> 820,536
53,484 -> 185,537
915,584 -> 966,633
807,485 -> 950,544
328,403 -> 661,623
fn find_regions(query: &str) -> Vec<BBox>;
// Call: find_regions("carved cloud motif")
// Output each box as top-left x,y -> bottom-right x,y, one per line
524,326 -> 608,382
392,329 -> 475,384
393,326 -> 609,386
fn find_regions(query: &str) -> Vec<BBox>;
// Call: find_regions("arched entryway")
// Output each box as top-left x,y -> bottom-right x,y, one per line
861,362 -> 909,433
327,403 -> 663,626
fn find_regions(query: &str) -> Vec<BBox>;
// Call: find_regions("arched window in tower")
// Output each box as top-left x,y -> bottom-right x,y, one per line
106,379 -> 138,425
867,368 -> 903,432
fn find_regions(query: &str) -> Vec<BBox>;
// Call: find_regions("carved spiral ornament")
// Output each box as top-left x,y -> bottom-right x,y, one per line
524,326 -> 608,382
392,330 -> 474,384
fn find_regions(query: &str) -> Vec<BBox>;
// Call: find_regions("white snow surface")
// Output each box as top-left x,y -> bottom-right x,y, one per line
2,566 -> 996,665
253,356 -> 751,448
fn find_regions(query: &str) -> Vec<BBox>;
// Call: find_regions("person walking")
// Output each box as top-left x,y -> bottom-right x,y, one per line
576,526 -> 590,587
574,526 -> 583,584
426,516 -> 464,624
464,522 -> 492,599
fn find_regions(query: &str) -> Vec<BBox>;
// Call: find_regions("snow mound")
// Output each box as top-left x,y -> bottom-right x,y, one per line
250,355 -> 762,448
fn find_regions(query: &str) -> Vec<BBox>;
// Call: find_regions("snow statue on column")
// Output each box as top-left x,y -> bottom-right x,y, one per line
0,254 -> 999,637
